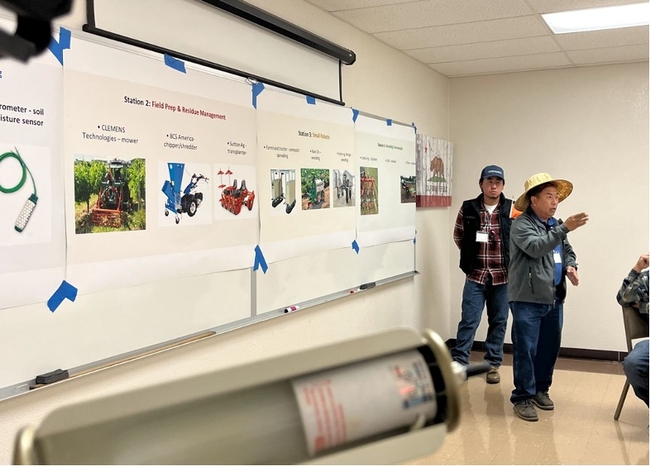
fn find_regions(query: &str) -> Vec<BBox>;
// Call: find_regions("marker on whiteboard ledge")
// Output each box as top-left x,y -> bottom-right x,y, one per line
359,282 -> 376,290
284,305 -> 300,313
32,368 -> 69,388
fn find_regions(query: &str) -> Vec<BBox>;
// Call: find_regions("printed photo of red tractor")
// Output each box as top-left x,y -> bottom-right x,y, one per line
74,157 -> 146,234
217,166 -> 255,216
220,179 -> 255,215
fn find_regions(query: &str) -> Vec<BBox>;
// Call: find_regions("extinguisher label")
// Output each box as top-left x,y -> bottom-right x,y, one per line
291,350 -> 436,457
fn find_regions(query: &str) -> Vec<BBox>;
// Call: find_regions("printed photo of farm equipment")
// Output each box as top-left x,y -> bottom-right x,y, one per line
360,166 -> 379,215
161,162 -> 208,224
220,178 -> 255,215
333,169 -> 355,208
270,169 -> 296,214
91,159 -> 131,227
301,168 -> 329,210
400,175 -> 416,203
74,157 -> 146,234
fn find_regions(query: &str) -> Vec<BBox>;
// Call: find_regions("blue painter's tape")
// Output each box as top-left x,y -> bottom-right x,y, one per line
48,27 -> 71,65
253,245 -> 268,273
351,108 -> 359,123
251,82 -> 265,109
386,119 -> 393,126
352,240 -> 359,254
164,54 -> 186,73
59,27 -> 71,49
48,41 -> 63,65
306,96 -> 316,105
47,280 -> 78,313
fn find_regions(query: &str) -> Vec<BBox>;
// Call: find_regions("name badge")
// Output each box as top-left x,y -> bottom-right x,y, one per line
553,250 -> 562,264
476,232 -> 489,243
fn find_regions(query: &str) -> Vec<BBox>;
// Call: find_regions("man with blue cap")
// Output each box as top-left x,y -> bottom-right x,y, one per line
452,165 -> 513,384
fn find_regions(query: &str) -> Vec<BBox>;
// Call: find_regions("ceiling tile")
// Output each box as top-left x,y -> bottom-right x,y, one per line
567,44 -> 649,64
331,0 -> 533,33
554,26 -> 649,50
406,36 -> 561,63
306,0 -> 649,76
430,52 -> 571,76
374,16 -> 549,49
304,0 -> 416,12
525,0 -> 643,14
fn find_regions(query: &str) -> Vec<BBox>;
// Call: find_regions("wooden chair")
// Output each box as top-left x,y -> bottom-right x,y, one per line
614,305 -> 649,420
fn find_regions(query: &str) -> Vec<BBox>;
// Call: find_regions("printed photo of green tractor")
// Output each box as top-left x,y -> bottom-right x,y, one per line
74,157 -> 146,234
300,168 -> 330,210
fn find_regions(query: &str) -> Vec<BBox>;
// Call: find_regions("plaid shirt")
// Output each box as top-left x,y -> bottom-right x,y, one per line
454,202 -> 508,286
617,269 -> 649,315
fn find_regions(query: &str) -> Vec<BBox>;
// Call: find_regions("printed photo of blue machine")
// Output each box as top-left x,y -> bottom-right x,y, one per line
161,162 -> 209,224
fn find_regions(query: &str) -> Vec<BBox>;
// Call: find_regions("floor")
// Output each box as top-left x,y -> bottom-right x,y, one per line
406,353 -> 649,465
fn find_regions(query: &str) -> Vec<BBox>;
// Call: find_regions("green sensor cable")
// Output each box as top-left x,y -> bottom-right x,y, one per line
0,148 -> 38,233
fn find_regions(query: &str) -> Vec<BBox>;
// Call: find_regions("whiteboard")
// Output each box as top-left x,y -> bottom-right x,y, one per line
0,25 -> 415,401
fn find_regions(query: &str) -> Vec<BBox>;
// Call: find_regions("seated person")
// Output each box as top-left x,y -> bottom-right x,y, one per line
616,254 -> 649,407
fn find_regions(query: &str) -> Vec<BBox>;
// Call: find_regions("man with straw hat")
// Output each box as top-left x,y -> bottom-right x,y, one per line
509,173 -> 588,422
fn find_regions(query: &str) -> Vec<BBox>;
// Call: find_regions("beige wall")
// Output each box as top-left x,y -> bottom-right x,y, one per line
0,1 -> 451,463
449,63 -> 649,351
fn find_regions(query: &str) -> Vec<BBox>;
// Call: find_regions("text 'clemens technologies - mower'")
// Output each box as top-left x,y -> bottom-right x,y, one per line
161,163 -> 208,224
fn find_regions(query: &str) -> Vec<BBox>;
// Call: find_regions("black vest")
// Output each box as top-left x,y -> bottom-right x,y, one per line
459,193 -> 512,275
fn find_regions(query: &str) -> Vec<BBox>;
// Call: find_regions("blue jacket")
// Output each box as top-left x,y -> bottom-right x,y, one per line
508,208 -> 577,304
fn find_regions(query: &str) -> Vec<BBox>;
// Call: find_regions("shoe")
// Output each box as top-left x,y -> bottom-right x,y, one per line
532,391 -> 554,410
486,366 -> 500,384
513,400 -> 539,422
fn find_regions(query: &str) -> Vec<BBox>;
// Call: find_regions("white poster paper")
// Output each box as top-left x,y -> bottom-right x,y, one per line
0,26 -> 65,309
355,115 -> 416,247
63,36 -> 258,294
257,88 -> 356,263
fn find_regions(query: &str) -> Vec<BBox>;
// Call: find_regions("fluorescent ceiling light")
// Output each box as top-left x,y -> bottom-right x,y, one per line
542,2 -> 650,34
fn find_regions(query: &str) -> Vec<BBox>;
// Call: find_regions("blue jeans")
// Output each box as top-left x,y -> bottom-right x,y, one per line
510,301 -> 563,404
623,339 -> 649,406
451,277 -> 509,366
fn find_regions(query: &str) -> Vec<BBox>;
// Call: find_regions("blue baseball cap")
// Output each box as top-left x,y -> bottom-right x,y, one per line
480,165 -> 505,182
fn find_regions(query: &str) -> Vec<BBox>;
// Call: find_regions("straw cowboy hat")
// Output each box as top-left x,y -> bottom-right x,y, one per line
514,173 -> 573,212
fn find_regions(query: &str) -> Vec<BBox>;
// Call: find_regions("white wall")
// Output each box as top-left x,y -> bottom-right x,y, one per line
448,63 -> 649,351
0,0 -> 451,463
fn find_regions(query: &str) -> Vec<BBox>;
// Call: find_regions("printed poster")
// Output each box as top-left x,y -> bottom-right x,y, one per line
257,88 -> 356,263
354,115 -> 416,248
63,37 -> 258,294
0,19 -> 65,309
